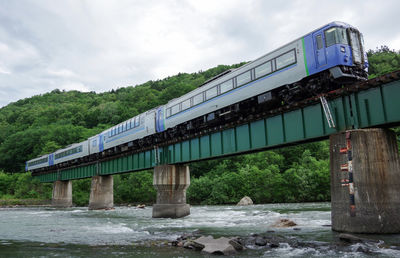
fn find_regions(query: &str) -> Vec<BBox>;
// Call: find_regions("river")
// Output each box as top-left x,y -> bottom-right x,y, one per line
0,203 -> 399,257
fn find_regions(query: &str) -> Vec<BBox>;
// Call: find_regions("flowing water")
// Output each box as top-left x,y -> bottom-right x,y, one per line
0,203 -> 399,257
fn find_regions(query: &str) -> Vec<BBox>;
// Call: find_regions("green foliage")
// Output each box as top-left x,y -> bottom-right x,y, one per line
0,64 -> 240,172
114,171 -> 156,204
72,178 -> 91,206
0,171 -> 52,200
367,46 -> 400,78
187,148 -> 330,204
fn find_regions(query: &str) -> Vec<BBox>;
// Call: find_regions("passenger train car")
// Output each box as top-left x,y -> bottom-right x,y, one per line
26,21 -> 368,172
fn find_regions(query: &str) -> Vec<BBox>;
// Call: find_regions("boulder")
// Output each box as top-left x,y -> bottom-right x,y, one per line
255,237 -> 267,246
272,218 -> 297,227
338,233 -> 379,244
269,240 -> 280,248
237,196 -> 253,206
229,238 -> 244,251
193,236 -> 237,255
183,240 -> 204,250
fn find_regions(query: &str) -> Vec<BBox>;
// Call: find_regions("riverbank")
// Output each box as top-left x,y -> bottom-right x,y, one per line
0,198 -> 51,207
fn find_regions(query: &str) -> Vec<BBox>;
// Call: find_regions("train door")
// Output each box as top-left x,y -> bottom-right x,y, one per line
99,134 -> 104,152
155,107 -> 165,133
313,32 -> 327,68
49,154 -> 54,166
146,110 -> 156,134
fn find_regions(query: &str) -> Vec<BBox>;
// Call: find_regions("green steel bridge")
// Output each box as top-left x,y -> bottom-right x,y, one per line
33,71 -> 400,183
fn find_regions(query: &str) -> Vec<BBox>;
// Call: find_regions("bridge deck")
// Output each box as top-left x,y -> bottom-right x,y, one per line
34,72 -> 400,182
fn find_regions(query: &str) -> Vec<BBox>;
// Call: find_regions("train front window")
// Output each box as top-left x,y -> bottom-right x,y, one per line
325,27 -> 348,47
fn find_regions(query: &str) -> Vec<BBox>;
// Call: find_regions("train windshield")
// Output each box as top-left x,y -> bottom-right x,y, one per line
349,29 -> 362,64
325,27 -> 348,47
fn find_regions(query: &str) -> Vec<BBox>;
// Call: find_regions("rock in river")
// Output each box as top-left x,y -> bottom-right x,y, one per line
237,196 -> 253,206
193,236 -> 237,255
272,218 -> 297,227
338,233 -> 380,244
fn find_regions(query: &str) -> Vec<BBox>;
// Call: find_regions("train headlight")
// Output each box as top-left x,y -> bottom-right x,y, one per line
340,46 -> 346,53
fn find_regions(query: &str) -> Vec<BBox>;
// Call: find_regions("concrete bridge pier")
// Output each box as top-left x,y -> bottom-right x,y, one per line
52,180 -> 72,207
152,165 -> 190,218
330,128 -> 400,233
88,175 -> 114,210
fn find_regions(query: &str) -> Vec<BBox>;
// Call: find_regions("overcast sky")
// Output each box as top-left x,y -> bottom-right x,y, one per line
0,0 -> 399,108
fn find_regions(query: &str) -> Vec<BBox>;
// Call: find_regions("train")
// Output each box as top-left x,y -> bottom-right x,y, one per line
26,21 -> 368,172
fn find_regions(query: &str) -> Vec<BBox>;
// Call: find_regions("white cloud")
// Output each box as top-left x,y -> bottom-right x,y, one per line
47,69 -> 77,79
0,66 -> 10,75
59,81 -> 90,92
0,0 -> 399,108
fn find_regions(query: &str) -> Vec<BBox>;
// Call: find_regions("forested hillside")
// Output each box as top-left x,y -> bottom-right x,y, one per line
0,46 -> 399,206
0,63 -> 244,172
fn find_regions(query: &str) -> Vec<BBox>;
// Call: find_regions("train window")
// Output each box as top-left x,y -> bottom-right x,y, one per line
237,71 -> 251,87
127,121 -> 130,130
130,119 -> 135,128
135,117 -> 140,127
166,108 -> 172,117
122,123 -> 126,131
171,104 -> 180,115
276,50 -> 296,70
141,115 -> 145,124
316,35 -> 323,49
29,157 -> 48,166
181,99 -> 191,110
193,93 -> 203,106
92,140 -> 97,147
325,27 -> 348,47
220,80 -> 233,94
108,131 -> 111,137
118,125 -> 122,133
255,61 -> 272,78
205,86 -> 218,100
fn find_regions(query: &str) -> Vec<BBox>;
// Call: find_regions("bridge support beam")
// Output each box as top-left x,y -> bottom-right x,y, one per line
88,175 -> 114,210
52,180 -> 72,207
152,165 -> 190,218
330,128 -> 400,233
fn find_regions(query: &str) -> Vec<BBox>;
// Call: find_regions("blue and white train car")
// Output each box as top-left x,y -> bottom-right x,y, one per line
25,153 -> 54,171
88,108 -> 158,154
157,21 -> 367,132
53,141 -> 89,165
